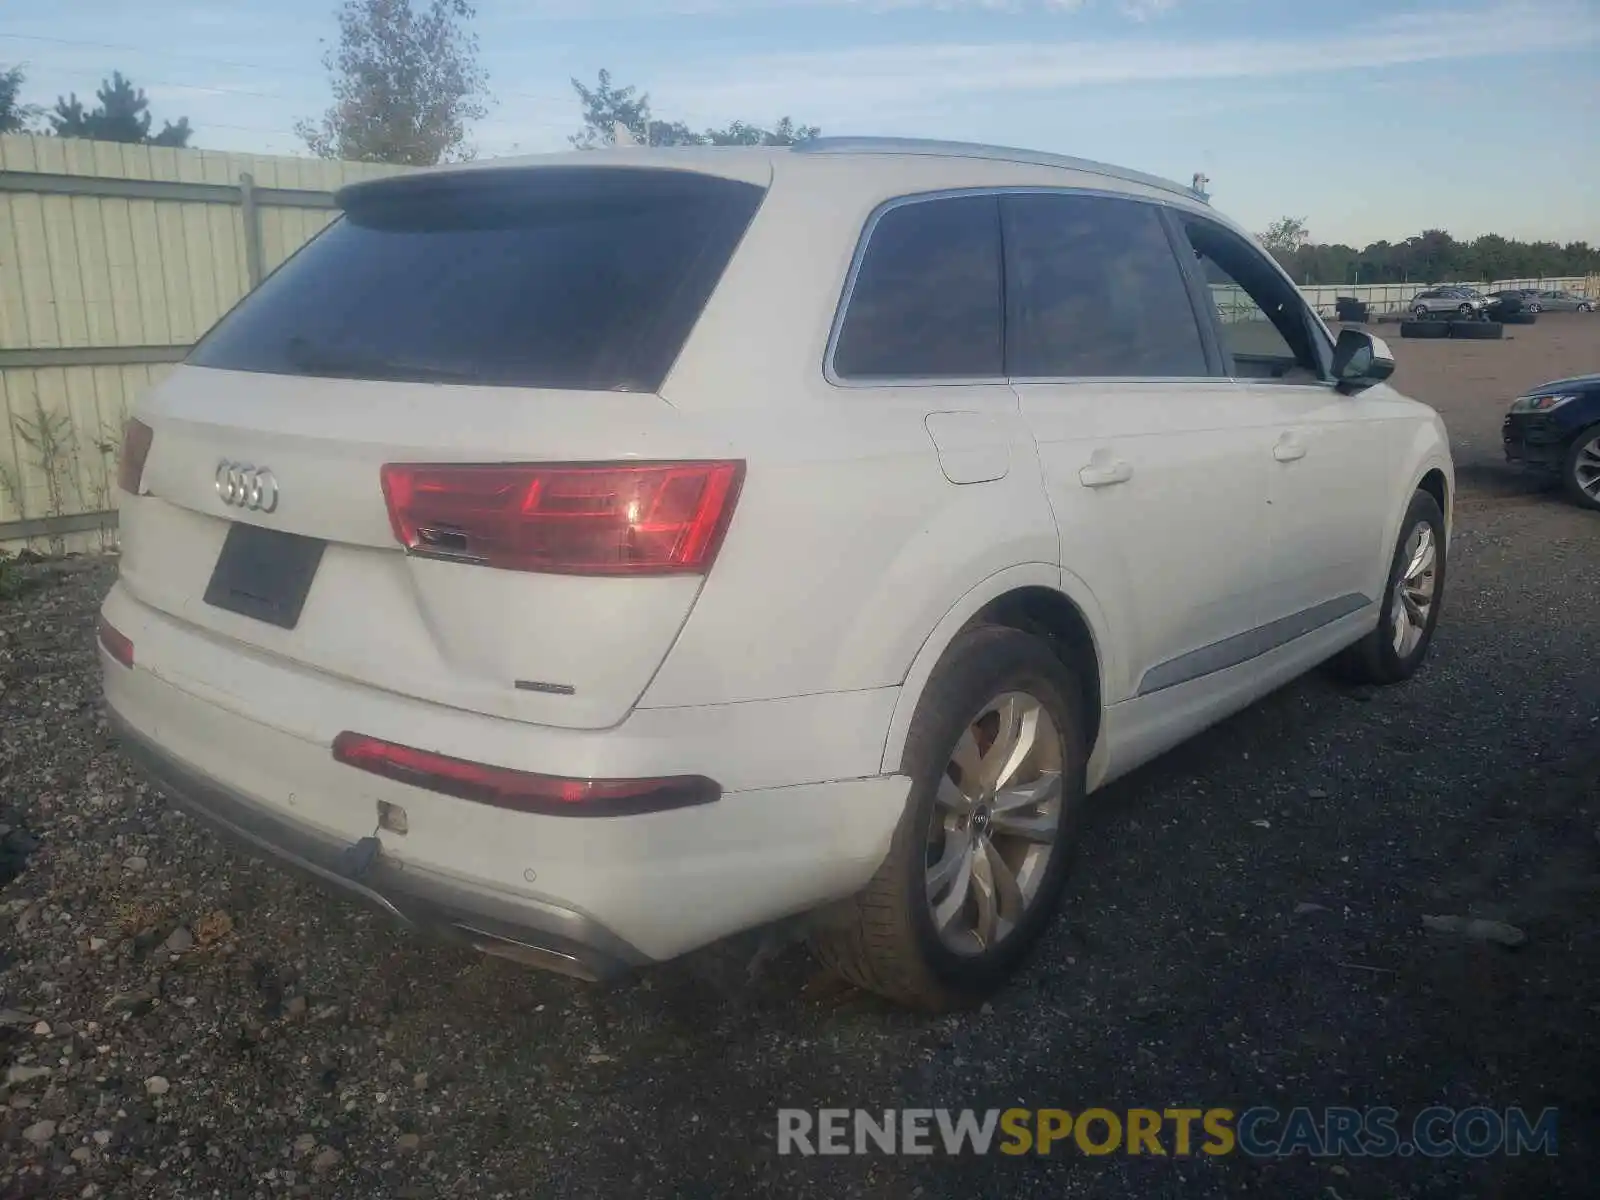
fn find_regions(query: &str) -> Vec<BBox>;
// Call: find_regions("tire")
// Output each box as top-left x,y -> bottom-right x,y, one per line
1563,425 -> 1600,512
1450,321 -> 1504,339
1400,320 -> 1449,339
1457,303 -> 1474,317
1412,307 -> 1430,321
808,626 -> 1087,1010
1527,304 -> 1542,314
1502,311 -> 1538,326
1331,490 -> 1447,685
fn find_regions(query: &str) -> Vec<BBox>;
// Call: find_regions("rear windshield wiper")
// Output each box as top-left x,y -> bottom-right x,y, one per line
282,337 -> 487,384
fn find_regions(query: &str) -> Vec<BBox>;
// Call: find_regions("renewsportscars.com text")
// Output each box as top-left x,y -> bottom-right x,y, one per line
776,1106 -> 1558,1158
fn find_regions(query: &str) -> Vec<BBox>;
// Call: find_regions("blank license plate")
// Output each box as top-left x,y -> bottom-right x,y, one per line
203,523 -> 326,630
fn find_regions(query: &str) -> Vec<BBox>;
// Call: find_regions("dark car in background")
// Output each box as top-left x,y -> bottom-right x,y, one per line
1485,290 -> 1526,316
1503,374 -> 1600,511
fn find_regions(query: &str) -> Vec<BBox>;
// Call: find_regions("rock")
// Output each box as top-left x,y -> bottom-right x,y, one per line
396,1133 -> 421,1153
6,1065 -> 53,1085
22,1119 -> 57,1146
0,1008 -> 41,1027
311,1147 -> 342,1173
1421,914 -> 1528,947
71,1146 -> 92,1163
32,1021 -> 51,1036
1294,902 -> 1328,915
104,989 -> 157,1015
163,926 -> 195,954
1251,818 -> 1272,829
144,1075 -> 171,1096
412,1072 -> 428,1090
293,1133 -> 317,1158
195,910 -> 233,945
284,996 -> 308,1018
88,937 -> 108,952
93,1130 -> 112,1147
1308,788 -> 1329,800
123,855 -> 148,872
311,1003 -> 342,1023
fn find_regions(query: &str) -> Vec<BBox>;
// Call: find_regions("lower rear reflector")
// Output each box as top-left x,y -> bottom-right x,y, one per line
98,618 -> 134,668
331,732 -> 720,817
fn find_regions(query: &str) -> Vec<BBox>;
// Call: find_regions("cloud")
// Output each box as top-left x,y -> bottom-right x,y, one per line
643,1 -> 1596,125
508,0 -> 1102,16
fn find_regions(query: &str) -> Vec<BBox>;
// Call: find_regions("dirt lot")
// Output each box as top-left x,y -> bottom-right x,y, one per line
2,315 -> 1597,1199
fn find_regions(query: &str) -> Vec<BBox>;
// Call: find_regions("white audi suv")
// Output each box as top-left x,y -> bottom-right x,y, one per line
101,137 -> 1453,1010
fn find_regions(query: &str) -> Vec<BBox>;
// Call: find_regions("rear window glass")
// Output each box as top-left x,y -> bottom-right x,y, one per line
188,168 -> 765,391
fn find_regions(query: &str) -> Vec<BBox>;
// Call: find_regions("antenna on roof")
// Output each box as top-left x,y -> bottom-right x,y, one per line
614,122 -> 641,148
1191,171 -> 1210,200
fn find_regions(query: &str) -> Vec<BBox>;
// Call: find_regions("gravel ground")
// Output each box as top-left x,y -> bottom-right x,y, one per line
2,320 -> 1598,1198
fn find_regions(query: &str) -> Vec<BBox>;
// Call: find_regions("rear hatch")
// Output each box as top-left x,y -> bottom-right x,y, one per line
120,163 -> 766,730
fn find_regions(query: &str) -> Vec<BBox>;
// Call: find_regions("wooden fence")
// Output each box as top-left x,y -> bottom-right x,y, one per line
0,133 -> 405,553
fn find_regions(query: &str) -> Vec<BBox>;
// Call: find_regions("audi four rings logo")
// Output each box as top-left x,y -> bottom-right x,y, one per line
215,462 -> 279,512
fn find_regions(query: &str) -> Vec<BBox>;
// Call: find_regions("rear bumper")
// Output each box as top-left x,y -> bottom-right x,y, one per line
108,709 -> 644,980
100,583 -> 912,967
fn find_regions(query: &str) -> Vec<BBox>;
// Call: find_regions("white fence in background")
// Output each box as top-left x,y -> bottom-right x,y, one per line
1295,276 -> 1597,319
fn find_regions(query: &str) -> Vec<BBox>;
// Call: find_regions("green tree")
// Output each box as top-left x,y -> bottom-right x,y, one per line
570,69 -> 819,149
1,63 -> 45,135
1257,216 -> 1310,267
297,0 -> 491,165
48,71 -> 192,146
703,116 -> 821,146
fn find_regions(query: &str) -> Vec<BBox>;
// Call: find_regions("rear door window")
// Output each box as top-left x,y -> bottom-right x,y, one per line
831,194 -> 1003,380
1000,192 -> 1209,379
188,168 -> 765,392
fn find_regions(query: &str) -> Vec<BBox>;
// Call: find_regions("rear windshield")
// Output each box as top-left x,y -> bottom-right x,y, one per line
188,168 -> 765,391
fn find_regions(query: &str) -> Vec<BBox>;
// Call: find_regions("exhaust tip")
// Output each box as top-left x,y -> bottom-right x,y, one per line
452,923 -> 601,982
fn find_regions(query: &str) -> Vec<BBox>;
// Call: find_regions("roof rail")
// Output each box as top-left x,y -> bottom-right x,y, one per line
793,136 -> 1207,204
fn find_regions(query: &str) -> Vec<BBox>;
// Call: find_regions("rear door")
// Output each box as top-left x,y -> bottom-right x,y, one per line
122,166 -> 766,731
1004,190 -> 1275,703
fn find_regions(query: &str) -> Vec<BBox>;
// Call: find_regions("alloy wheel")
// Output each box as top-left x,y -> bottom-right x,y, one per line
1391,522 -> 1438,658
924,691 -> 1064,956
1574,435 -> 1600,501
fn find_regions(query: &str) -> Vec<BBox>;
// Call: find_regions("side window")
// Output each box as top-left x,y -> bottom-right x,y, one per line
832,194 -> 1002,380
1001,193 -> 1208,378
1182,218 -> 1326,382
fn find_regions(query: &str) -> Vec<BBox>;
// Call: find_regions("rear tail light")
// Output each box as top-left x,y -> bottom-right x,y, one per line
332,732 -> 720,817
98,617 -> 134,668
118,419 -> 154,495
379,461 -> 743,575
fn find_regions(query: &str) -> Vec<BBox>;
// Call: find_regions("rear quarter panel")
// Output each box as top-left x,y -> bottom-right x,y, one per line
643,155 -> 1078,710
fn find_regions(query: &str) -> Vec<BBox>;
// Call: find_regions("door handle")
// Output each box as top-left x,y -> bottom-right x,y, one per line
1273,434 -> 1307,463
1079,458 -> 1133,488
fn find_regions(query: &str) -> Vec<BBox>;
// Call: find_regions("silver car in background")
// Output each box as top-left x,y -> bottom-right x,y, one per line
1526,289 -> 1595,314
1410,287 -> 1488,319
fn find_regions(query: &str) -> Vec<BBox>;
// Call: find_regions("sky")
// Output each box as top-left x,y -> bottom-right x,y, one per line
2,0 -> 1597,247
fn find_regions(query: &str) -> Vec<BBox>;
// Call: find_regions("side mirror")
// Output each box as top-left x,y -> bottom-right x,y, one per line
1331,328 -> 1395,393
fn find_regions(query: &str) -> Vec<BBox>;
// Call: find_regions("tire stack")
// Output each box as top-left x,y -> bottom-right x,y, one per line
1400,319 -> 1449,339
1399,311 -> 1506,340
1335,297 -> 1371,324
